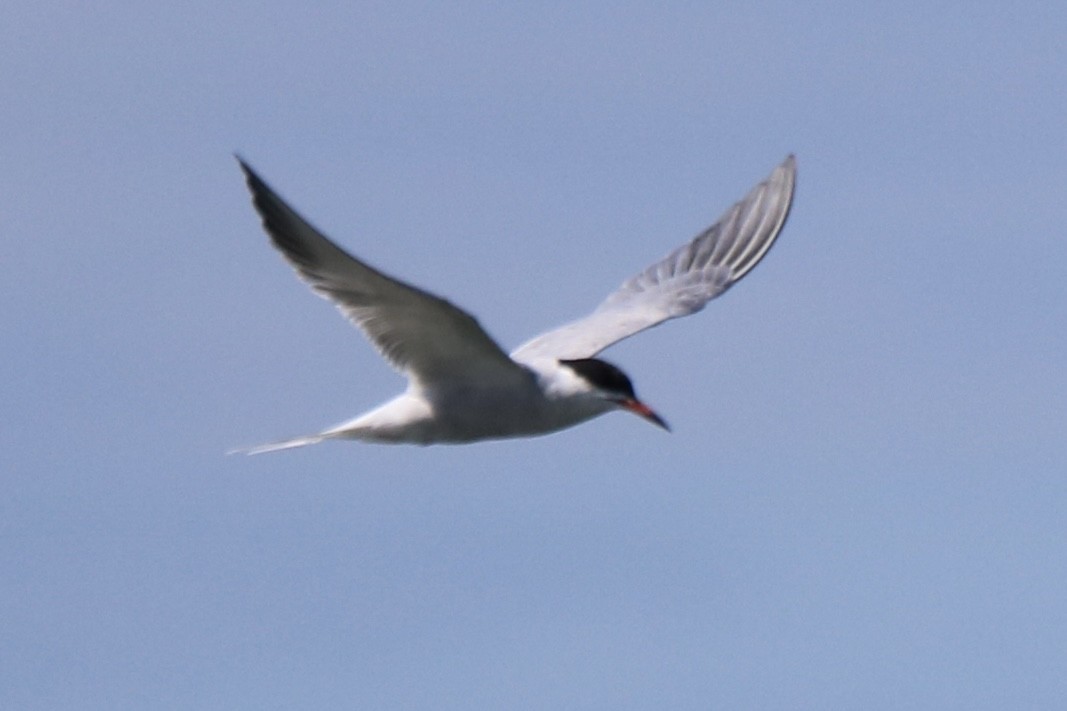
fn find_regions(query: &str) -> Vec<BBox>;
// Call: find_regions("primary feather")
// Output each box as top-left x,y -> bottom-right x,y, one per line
511,155 -> 795,362
237,158 -> 526,389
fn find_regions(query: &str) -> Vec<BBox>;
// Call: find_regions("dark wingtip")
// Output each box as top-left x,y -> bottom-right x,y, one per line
234,154 -> 262,188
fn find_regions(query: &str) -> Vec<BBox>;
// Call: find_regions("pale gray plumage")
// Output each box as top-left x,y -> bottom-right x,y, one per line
511,155 -> 795,361
238,157 -> 527,390
235,155 -> 796,451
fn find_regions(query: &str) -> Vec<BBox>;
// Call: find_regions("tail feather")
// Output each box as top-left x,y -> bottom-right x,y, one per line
228,433 -> 331,456
229,415 -> 382,455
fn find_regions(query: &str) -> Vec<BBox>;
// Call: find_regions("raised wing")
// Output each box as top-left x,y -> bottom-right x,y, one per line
238,158 -> 524,387
512,155 -> 796,362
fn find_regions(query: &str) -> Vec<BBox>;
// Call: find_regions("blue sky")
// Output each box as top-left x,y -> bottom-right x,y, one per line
3,2 -> 1065,708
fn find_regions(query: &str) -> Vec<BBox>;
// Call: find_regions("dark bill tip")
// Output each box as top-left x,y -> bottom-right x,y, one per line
621,398 -> 671,432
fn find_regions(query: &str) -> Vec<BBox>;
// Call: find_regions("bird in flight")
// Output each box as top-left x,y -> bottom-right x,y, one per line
235,155 -> 795,452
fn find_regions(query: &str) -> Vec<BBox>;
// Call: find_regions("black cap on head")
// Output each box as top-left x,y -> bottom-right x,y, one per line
559,358 -> 636,399
560,357 -> 670,431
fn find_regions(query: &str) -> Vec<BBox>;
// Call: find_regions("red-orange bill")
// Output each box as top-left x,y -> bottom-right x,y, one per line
621,398 -> 670,431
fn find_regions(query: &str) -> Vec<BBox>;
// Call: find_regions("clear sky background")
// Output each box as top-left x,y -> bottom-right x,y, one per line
3,3 -> 1065,709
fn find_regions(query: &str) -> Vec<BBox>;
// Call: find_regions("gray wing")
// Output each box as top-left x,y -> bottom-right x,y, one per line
512,155 -> 796,362
238,158 -> 525,387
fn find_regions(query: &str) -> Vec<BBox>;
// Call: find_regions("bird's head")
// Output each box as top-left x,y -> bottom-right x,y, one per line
558,358 -> 670,431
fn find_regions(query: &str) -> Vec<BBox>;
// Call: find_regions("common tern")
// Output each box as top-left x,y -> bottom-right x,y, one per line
236,155 -> 795,452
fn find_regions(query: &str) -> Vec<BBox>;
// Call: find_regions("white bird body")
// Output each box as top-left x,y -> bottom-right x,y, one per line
235,155 -> 796,452
245,361 -> 612,452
